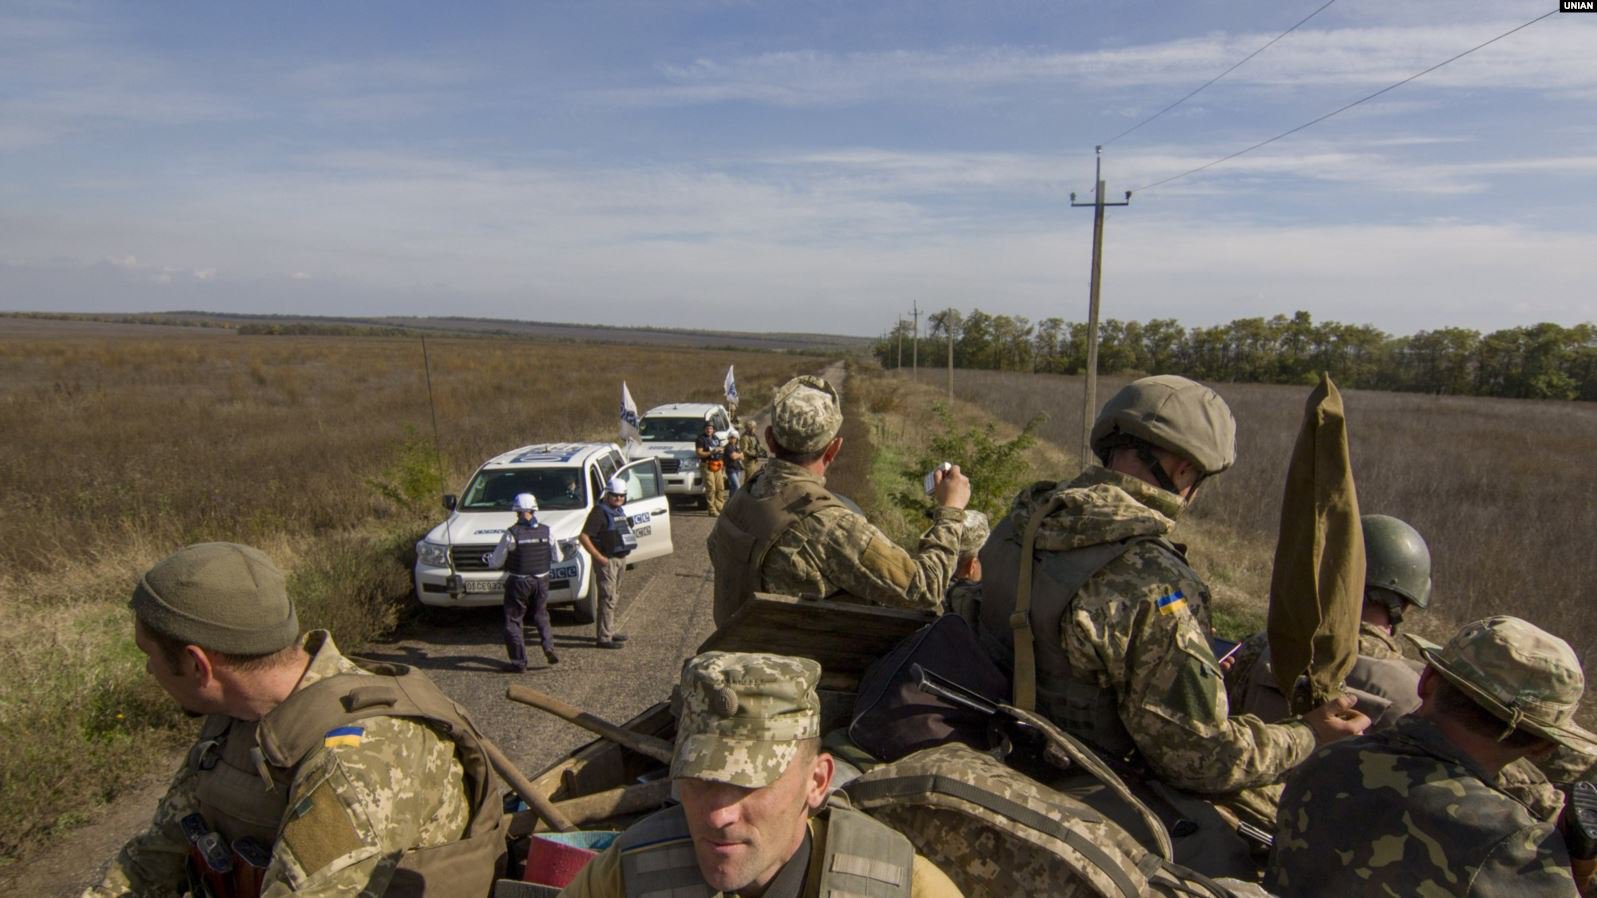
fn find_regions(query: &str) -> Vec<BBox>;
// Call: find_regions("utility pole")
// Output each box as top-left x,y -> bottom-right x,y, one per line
1070,146 -> 1131,468
896,317 -> 903,370
946,313 -> 954,402
911,301 -> 920,381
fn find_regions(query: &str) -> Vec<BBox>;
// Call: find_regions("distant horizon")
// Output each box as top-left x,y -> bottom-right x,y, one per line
5,305 -> 1590,344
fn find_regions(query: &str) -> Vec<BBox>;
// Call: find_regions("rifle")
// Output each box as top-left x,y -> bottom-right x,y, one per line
909,664 -> 1175,862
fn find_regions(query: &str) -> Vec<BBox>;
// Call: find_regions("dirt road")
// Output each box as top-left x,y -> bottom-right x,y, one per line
8,509 -> 723,897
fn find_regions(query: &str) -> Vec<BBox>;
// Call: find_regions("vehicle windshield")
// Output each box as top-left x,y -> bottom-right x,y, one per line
459,467 -> 587,511
638,417 -> 706,442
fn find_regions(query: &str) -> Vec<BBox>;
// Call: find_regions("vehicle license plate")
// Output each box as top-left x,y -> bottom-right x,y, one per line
465,578 -> 504,594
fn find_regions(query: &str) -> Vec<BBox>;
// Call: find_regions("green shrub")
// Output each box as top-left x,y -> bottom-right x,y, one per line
906,404 -> 1044,522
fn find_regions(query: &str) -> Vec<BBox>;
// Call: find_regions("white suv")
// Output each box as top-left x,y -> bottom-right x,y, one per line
626,403 -> 732,501
414,442 -> 672,621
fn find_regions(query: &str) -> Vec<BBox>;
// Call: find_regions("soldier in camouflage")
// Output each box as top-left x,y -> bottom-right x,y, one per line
970,376 -> 1368,875
558,651 -> 965,898
706,375 -> 970,626
1224,514 -> 1433,728
85,542 -> 503,898
944,510 -> 990,622
1270,616 -> 1597,898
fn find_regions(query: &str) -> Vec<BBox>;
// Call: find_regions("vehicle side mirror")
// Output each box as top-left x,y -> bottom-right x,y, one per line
442,494 -> 457,511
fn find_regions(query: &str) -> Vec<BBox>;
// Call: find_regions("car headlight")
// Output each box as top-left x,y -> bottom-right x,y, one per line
679,457 -> 701,471
416,540 -> 450,567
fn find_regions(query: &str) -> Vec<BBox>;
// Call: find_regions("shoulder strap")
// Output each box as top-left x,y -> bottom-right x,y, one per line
817,806 -> 915,898
616,806 -> 713,898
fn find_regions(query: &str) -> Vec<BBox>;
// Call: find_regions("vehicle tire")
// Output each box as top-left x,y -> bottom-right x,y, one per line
570,571 -> 598,624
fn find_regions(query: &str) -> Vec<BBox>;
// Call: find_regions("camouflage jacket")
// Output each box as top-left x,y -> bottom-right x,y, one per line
1269,715 -> 1579,898
740,459 -> 962,612
557,812 -> 964,898
1005,467 -> 1314,794
84,632 -> 473,898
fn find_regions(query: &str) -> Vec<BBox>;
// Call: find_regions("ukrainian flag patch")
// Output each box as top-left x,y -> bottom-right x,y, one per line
1155,591 -> 1188,615
323,726 -> 364,749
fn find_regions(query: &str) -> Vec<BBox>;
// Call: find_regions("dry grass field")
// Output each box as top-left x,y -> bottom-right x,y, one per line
922,367 -> 1597,679
0,319 -> 818,860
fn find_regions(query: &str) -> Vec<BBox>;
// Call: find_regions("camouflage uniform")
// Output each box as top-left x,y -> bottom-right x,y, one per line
1270,715 -> 1577,898
559,652 -> 964,898
1270,616 -> 1597,898
980,467 -> 1314,794
85,632 -> 478,898
737,424 -> 766,481
944,510 -> 990,621
1224,622 -> 1421,730
730,459 -> 962,612
708,376 -> 962,624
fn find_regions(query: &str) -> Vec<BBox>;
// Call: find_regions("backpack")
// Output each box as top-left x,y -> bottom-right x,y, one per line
849,614 -> 1011,762
844,743 -> 1241,898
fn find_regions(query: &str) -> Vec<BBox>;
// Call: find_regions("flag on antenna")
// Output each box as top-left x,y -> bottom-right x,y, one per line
620,382 -> 642,450
724,365 -> 738,409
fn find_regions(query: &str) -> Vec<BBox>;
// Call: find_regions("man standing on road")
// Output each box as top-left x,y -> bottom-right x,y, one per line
557,651 -> 964,898
736,413 -> 767,483
86,542 -> 504,898
483,492 -> 561,671
580,477 -> 634,649
971,375 -> 1368,875
697,420 -> 729,516
1270,616 -> 1595,898
706,374 -> 969,626
725,419 -> 748,497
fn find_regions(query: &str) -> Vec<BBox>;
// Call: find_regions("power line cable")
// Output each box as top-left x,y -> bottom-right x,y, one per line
1132,10 -> 1557,194
1103,0 -> 1339,147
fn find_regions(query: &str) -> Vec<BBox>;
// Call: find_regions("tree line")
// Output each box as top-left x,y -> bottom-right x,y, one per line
875,310 -> 1597,401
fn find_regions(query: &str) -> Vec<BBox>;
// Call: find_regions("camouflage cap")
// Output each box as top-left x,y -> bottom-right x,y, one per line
1408,616 -> 1597,750
131,542 -> 300,655
769,375 -> 842,455
671,651 -> 822,788
958,510 -> 990,558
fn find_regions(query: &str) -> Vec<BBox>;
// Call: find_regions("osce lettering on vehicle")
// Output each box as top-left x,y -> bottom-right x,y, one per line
550,563 -> 581,580
509,444 -> 587,465
473,529 -> 505,537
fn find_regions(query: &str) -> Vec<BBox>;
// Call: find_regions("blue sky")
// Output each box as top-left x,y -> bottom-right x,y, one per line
2,0 -> 1593,336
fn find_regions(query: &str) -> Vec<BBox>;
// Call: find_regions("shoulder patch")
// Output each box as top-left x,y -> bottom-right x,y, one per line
861,535 -> 917,591
1155,590 -> 1188,615
281,775 -> 368,876
323,725 -> 364,748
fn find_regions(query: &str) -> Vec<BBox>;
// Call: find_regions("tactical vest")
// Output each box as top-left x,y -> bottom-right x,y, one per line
597,504 -> 637,558
707,470 -> 845,626
188,656 -> 505,898
977,512 -> 1186,760
615,802 -> 914,898
507,520 -> 554,576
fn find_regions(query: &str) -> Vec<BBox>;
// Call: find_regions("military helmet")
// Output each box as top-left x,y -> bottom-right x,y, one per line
1362,514 -> 1431,609
1090,375 -> 1237,476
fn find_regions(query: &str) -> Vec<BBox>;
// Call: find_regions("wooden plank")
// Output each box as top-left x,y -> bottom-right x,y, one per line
698,593 -> 932,688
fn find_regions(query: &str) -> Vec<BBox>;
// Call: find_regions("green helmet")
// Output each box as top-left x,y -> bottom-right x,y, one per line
1091,375 -> 1237,476
1362,514 -> 1432,609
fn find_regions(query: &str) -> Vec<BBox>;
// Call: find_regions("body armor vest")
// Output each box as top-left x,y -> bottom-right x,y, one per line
706,470 -> 845,626
1239,646 -> 1421,728
598,504 -> 637,558
615,802 -> 914,898
977,513 -> 1186,760
188,655 -> 505,897
507,520 -> 554,576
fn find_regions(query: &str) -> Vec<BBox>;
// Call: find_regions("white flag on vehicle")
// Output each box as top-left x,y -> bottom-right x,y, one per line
620,381 -> 642,450
724,365 -> 738,408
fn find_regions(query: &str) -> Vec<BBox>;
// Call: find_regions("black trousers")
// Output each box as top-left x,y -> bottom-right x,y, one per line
503,574 -> 553,667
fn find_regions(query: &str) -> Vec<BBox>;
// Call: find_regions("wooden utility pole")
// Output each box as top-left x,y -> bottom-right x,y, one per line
1070,146 -> 1131,468
946,313 -> 954,401
911,301 -> 920,381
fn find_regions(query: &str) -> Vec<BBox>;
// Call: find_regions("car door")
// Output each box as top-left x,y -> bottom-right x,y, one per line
615,457 -> 673,562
